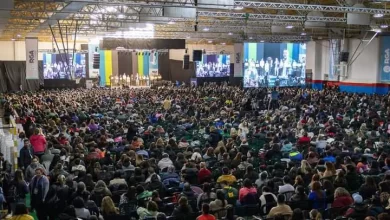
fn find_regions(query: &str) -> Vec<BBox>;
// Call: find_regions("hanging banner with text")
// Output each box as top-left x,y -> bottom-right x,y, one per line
234,43 -> 243,77
380,36 -> 390,82
25,37 -> 39,79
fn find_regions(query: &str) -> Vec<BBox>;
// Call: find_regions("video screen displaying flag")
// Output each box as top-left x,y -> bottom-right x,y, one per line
43,53 -> 86,79
195,54 -> 230,77
243,43 -> 306,87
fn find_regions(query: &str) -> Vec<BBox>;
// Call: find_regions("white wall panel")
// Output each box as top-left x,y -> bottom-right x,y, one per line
0,41 -> 81,61
345,38 -> 379,83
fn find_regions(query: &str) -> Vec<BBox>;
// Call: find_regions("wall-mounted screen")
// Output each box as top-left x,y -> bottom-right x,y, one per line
196,54 -> 230,77
43,53 -> 86,79
243,43 -> 306,87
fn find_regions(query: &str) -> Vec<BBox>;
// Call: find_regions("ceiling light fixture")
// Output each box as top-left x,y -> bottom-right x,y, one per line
208,40 -> 213,43
285,25 -> 294,29
228,32 -> 233,35
168,21 -> 175,25
260,40 -> 264,42
234,6 -> 244,10
380,24 -> 389,28
301,32 -> 307,36
118,14 -> 125,19
221,42 -> 226,45
373,28 -> 382,33
203,27 -> 209,31
249,37 -> 253,39
374,13 -> 384,18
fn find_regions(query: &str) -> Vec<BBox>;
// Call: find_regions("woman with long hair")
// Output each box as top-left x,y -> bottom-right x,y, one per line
231,152 -> 242,169
359,176 -> 378,200
210,190 -> 228,219
197,183 -> 217,210
91,180 -> 112,207
308,181 -> 326,209
322,162 -> 336,178
172,196 -> 193,220
9,169 -> 29,215
101,196 -> 119,219
334,170 -> 348,188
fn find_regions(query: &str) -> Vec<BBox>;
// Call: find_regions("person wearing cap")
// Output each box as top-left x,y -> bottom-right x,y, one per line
344,194 -> 369,219
29,167 -> 50,220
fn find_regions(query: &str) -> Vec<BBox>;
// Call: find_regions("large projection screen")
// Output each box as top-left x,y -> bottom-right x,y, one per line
43,53 -> 87,79
195,54 -> 230,77
243,43 -> 306,87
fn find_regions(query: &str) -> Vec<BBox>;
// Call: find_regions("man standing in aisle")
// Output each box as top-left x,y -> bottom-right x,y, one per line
30,167 -> 49,220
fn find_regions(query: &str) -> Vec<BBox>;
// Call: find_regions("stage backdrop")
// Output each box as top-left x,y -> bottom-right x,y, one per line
99,50 -> 159,86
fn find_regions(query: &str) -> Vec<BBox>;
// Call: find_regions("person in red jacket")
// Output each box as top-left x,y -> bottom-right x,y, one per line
29,128 -> 46,160
332,187 -> 354,208
198,162 -> 212,184
298,132 -> 311,145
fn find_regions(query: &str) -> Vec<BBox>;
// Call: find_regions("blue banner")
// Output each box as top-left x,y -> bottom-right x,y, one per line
380,36 -> 390,82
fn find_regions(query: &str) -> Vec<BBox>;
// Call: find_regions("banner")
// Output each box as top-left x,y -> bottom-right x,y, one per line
234,43 -> 243,77
25,37 -> 39,79
380,36 -> 390,82
149,51 -> 159,75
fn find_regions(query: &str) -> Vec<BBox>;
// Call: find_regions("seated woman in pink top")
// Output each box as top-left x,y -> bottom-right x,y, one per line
29,128 -> 46,158
238,178 -> 258,205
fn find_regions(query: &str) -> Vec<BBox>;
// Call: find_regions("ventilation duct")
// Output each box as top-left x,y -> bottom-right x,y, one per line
198,0 -> 234,10
347,4 -> 370,25
163,7 -> 197,19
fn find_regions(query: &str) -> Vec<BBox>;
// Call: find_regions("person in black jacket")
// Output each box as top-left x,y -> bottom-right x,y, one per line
47,175 -> 70,220
126,123 -> 137,141
19,139 -> 34,170
172,196 -> 193,220
208,126 -> 222,148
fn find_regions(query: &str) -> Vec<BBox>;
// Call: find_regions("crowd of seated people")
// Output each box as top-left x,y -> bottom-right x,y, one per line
1,85 -> 390,220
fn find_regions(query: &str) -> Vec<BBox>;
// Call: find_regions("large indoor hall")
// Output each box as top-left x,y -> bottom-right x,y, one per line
1,0 -> 390,220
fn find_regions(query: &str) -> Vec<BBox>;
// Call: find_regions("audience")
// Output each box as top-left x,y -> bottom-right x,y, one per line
0,85 -> 389,220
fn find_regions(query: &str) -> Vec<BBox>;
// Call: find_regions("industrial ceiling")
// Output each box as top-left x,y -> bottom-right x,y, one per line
1,0 -> 390,43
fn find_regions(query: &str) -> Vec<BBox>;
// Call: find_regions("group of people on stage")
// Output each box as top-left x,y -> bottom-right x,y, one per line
196,62 -> 230,77
243,49 -> 306,87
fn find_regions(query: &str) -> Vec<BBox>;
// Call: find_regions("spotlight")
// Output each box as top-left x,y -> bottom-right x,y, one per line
228,32 -> 233,35
285,25 -> 294,29
301,32 -> 307,36
203,27 -> 209,31
234,6 -> 243,10
380,24 -> 388,29
374,13 -> 384,18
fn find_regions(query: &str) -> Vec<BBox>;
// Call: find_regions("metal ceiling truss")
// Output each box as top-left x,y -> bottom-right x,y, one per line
1,0 -> 386,41
235,1 -> 390,15
197,11 -> 346,22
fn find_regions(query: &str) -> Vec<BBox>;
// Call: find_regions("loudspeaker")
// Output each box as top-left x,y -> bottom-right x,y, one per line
93,53 -> 100,69
183,54 -> 190,69
193,50 -> 202,62
340,52 -> 349,62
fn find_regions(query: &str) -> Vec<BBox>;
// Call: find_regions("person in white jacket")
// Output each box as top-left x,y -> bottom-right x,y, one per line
157,153 -> 173,171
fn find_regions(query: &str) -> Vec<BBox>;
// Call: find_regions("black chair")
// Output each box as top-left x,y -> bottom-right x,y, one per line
287,200 -> 311,211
